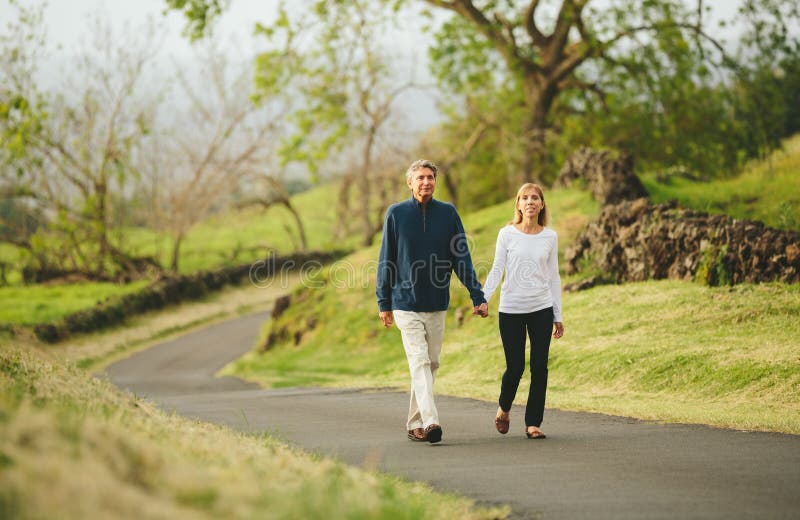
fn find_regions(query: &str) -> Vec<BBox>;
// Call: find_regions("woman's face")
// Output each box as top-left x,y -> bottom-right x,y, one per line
517,189 -> 543,219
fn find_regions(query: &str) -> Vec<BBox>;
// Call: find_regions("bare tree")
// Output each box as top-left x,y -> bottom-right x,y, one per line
141,41 -> 295,271
1,9 -> 163,281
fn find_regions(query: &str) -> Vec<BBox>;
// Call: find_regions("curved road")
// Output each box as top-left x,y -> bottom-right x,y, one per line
105,311 -> 800,519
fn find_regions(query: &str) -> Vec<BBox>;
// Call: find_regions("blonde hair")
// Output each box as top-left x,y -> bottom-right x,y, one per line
510,183 -> 549,226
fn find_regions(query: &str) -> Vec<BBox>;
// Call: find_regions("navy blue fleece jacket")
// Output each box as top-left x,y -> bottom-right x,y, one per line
376,196 -> 486,312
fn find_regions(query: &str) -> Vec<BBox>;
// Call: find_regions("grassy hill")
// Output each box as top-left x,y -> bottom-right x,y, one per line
226,187 -> 800,434
643,134 -> 800,231
0,344 -> 504,519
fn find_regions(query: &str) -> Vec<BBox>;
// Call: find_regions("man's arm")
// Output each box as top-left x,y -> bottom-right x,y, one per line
376,209 -> 396,314
451,210 -> 487,311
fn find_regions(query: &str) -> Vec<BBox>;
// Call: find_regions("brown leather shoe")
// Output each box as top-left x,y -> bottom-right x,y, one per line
407,428 -> 426,442
425,424 -> 443,443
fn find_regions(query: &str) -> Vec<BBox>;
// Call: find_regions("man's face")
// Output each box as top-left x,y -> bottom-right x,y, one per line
407,167 -> 436,201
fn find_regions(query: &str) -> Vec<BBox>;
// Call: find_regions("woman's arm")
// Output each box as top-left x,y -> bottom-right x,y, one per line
482,228 -> 508,303
549,232 -> 563,323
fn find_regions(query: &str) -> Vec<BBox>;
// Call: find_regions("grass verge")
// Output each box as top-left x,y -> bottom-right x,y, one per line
0,345 -> 506,519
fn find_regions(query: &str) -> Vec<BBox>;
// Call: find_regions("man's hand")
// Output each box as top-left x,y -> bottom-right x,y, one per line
379,310 -> 394,328
473,302 -> 488,318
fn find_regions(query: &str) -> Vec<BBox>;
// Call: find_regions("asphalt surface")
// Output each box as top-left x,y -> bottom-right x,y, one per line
105,311 -> 800,519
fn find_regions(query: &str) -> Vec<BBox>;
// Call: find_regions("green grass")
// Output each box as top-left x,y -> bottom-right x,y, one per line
124,183 -> 364,274
0,183 -> 350,326
643,134 -> 800,231
0,281 -> 149,326
0,345 -> 506,519
226,188 -> 800,434
440,280 -> 800,433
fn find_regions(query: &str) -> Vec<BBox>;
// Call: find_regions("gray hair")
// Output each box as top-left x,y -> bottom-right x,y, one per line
405,159 -> 438,181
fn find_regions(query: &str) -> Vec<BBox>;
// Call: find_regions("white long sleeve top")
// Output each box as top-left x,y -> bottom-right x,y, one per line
482,225 -> 562,321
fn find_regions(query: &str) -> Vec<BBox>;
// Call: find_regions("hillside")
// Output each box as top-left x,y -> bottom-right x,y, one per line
643,133 -> 800,231
0,344 -> 503,519
227,186 -> 800,434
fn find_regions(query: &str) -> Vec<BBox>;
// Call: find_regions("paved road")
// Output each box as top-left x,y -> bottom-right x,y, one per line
105,312 -> 800,519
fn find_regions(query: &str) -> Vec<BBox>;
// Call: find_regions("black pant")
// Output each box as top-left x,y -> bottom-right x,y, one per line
498,308 -> 553,427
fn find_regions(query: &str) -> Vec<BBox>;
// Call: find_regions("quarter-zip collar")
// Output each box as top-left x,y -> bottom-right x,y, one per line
411,195 -> 433,232
411,194 -> 433,207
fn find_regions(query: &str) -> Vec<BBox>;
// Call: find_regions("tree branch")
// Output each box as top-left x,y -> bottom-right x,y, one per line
424,0 -> 534,73
524,0 -> 547,47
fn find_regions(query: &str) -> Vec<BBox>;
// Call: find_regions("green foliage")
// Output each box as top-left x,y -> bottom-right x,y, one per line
0,181 -> 358,325
423,0 -> 800,191
2,3 -> 162,281
163,0 -> 225,41
696,244 -> 732,287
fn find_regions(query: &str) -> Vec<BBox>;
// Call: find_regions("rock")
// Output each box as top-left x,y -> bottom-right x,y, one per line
566,199 -> 800,286
563,276 -> 608,292
555,147 -> 648,205
272,295 -> 292,319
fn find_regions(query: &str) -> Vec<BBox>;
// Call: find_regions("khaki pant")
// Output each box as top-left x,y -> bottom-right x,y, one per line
393,310 -> 447,430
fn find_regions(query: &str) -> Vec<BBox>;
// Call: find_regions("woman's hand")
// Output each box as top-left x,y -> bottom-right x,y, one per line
473,302 -> 489,318
553,322 -> 564,339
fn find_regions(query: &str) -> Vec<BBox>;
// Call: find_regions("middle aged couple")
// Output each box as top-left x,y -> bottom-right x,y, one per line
377,159 -> 564,444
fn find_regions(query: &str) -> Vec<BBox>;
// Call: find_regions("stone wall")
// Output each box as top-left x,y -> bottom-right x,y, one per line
555,147 -> 648,205
565,198 -> 800,285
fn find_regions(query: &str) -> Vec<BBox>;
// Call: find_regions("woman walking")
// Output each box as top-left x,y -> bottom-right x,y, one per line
480,183 -> 564,439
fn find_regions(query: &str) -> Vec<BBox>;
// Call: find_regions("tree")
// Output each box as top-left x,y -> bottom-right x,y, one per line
139,41 -> 299,271
729,0 -> 800,160
1,5 -> 163,281
253,1 -> 419,246
166,0 -> 800,189
419,0 -> 742,184
167,0 -> 425,245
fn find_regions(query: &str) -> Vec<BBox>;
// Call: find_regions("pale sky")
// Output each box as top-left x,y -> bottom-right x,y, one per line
0,0 -> 753,139
31,0 -> 744,50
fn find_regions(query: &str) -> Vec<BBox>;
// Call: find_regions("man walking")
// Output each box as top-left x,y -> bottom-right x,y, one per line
377,159 -> 488,444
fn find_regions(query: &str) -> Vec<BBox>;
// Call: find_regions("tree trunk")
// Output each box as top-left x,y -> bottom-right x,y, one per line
359,129 -> 376,247
95,181 -> 110,277
336,174 -> 355,238
281,199 -> 308,252
374,173 -> 389,235
170,232 -> 184,272
520,75 -> 557,187
442,170 -> 459,208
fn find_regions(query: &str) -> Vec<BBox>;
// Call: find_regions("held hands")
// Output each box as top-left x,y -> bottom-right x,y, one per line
473,302 -> 488,318
379,310 -> 394,328
553,322 -> 564,339
381,305 -> 487,328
